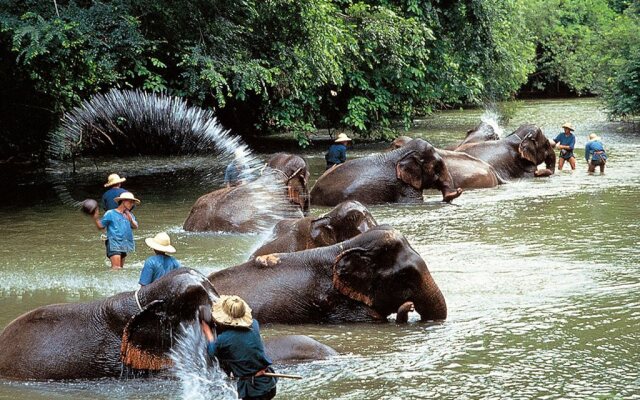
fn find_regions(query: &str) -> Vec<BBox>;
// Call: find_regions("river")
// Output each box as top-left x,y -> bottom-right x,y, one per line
0,98 -> 638,399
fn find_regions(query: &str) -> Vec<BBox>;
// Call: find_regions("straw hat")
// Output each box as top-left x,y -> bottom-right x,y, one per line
588,133 -> 601,141
145,232 -> 176,253
335,133 -> 352,143
561,122 -> 575,131
104,173 -> 126,187
212,295 -> 253,328
114,192 -> 141,205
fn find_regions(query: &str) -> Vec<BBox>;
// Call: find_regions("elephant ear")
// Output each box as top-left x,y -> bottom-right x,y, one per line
332,247 -> 375,306
396,152 -> 423,190
310,217 -> 336,246
518,133 -> 538,164
121,300 -> 174,371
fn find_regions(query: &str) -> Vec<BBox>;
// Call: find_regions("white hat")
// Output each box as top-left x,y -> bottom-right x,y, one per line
588,133 -> 601,141
561,122 -> 575,131
114,192 -> 140,205
212,295 -> 253,328
335,133 -> 352,143
104,173 -> 126,187
145,232 -> 176,253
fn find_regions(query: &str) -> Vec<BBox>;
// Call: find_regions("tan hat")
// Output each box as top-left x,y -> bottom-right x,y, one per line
114,192 -> 140,205
588,133 -> 601,141
561,122 -> 575,131
104,173 -> 126,187
145,232 -> 176,253
212,295 -> 253,328
335,133 -> 352,143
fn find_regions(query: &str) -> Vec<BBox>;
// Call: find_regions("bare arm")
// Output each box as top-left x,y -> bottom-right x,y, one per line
123,210 -> 138,229
201,321 -> 215,342
92,210 -> 105,230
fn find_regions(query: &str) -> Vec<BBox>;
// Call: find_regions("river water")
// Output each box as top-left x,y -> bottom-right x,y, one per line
0,98 -> 638,399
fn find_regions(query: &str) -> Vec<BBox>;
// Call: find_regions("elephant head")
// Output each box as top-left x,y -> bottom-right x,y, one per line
331,226 -> 447,321
515,125 -> 556,174
395,139 -> 463,202
310,200 -> 377,246
265,153 -> 310,215
388,136 -> 414,151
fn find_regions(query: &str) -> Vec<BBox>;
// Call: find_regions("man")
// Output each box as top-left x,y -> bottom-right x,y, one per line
585,133 -> 608,175
325,133 -> 352,170
139,232 -> 181,285
201,296 -> 277,400
101,173 -> 127,211
92,192 -> 139,269
553,122 -> 577,170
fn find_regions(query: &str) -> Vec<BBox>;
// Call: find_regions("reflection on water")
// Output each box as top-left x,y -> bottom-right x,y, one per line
1,98 -> 639,399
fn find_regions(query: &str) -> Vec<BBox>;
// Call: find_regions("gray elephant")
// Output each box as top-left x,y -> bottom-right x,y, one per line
0,268 -> 335,380
310,139 -> 463,206
251,200 -> 378,258
446,121 -> 501,150
209,226 -> 447,324
183,153 -> 310,233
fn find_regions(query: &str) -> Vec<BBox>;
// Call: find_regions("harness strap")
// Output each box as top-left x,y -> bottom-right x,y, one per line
134,288 -> 143,312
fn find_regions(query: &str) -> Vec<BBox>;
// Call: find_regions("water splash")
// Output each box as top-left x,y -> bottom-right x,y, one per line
480,110 -> 504,138
170,321 -> 238,400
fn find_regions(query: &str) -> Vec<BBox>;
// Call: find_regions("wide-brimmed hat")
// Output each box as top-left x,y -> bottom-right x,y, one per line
212,295 -> 253,328
104,173 -> 126,187
561,122 -> 575,131
335,133 -> 352,143
588,133 -> 601,141
114,192 -> 140,205
145,232 -> 176,253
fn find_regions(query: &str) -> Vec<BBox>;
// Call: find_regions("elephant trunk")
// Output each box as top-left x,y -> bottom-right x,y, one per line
413,273 -> 447,321
436,164 -> 463,203
544,147 -> 556,174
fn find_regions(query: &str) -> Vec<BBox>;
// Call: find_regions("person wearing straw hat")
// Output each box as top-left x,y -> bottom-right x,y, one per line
325,132 -> 352,170
92,192 -> 140,269
585,133 -> 608,174
138,232 -> 181,285
201,295 -> 277,400
553,123 -> 577,170
101,173 -> 128,211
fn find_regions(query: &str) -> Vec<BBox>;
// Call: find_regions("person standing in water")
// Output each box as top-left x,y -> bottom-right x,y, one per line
553,122 -> 577,170
325,133 -> 352,170
101,173 -> 127,211
138,232 -> 181,285
92,192 -> 139,269
585,133 -> 608,175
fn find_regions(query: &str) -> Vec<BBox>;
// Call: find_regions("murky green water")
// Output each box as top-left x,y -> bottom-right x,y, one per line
1,98 -> 639,399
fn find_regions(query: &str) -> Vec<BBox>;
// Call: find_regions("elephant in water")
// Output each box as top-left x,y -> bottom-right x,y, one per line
446,121 -> 501,150
0,269 -> 336,380
310,139 -> 463,206
250,200 -> 378,258
209,226 -> 447,324
183,153 -> 310,233
456,124 -> 556,179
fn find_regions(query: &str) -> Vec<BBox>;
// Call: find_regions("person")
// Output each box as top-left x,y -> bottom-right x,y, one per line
224,149 -> 246,188
201,295 -> 277,400
92,191 -> 139,269
325,133 -> 352,170
585,133 -> 607,175
553,122 -> 577,170
101,173 -> 127,211
138,232 -> 181,286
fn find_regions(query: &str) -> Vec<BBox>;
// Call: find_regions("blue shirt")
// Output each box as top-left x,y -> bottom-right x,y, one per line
554,132 -> 576,159
139,255 -> 181,285
100,209 -> 137,252
102,187 -> 126,211
325,143 -> 347,166
224,163 -> 241,186
585,140 -> 607,162
207,320 -> 276,398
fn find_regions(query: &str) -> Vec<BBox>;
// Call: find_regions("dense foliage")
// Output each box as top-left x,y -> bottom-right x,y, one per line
0,0 -> 638,161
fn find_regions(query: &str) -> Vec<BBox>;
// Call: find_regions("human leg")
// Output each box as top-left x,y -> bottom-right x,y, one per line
568,156 -> 576,170
600,160 -> 606,174
588,161 -> 596,174
558,158 -> 565,170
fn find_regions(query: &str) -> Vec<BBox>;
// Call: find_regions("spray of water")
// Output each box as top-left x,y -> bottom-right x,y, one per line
480,110 -> 504,138
170,321 -> 238,400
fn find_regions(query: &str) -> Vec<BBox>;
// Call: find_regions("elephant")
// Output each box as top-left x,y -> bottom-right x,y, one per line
209,226 -> 447,324
446,121 -> 500,150
455,124 -> 556,179
250,200 -> 378,258
265,335 -> 339,363
183,153 -> 310,233
0,268 -> 336,380
310,139 -> 463,206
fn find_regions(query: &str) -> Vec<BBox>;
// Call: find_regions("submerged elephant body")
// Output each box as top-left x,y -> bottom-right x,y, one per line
209,226 -> 447,324
251,200 -> 377,258
311,139 -> 462,206
437,149 -> 505,189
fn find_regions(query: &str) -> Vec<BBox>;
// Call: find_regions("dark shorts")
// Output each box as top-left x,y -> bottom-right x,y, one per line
105,240 -> 127,259
590,159 -> 606,166
243,387 -> 276,400
559,150 -> 574,160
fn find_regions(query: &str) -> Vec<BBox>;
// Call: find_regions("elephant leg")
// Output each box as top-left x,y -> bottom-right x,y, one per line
395,301 -> 415,324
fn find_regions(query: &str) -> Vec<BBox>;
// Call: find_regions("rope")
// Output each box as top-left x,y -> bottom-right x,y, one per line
134,287 -> 143,312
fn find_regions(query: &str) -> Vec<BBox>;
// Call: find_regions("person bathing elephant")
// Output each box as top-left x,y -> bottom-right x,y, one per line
0,268 -> 336,380
183,153 -> 310,233
311,139 -> 463,206
209,226 -> 447,324
250,200 -> 378,258
455,124 -> 556,179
